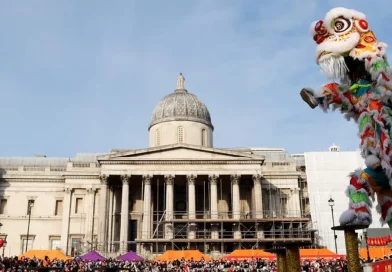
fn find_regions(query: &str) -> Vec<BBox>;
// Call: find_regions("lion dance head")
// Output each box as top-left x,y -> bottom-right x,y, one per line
311,7 -> 390,86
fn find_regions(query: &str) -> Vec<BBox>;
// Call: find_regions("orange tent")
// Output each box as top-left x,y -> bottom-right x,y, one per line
19,250 -> 72,261
154,250 -> 211,261
359,247 -> 392,259
300,249 -> 343,260
222,250 -> 275,261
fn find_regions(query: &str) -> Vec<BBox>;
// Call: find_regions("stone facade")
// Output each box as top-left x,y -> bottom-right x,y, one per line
0,74 -> 311,258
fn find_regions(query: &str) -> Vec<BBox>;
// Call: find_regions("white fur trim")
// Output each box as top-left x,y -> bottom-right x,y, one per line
316,32 -> 360,63
365,155 -> 381,167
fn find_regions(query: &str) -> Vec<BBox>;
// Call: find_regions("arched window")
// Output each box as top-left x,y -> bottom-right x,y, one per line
201,129 -> 207,146
156,129 -> 160,146
177,126 -> 184,143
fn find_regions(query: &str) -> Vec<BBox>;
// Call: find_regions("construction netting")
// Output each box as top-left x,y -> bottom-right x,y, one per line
154,250 -> 211,261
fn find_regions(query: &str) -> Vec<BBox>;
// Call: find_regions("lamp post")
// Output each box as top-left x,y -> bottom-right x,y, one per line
2,235 -> 7,257
25,200 -> 34,252
364,229 -> 371,262
328,197 -> 338,253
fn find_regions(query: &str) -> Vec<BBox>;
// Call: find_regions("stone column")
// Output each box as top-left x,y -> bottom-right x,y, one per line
120,175 -> 130,253
85,188 -> 96,247
231,174 -> 242,239
209,175 -> 220,247
187,174 -> 197,239
142,175 -> 152,239
231,174 -> 241,219
275,189 -> 282,217
164,175 -> 174,239
98,175 -> 109,252
60,187 -> 72,254
209,175 -> 218,219
253,174 -> 263,219
107,186 -> 114,253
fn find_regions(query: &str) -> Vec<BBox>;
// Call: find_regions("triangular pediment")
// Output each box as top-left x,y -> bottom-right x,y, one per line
97,144 -> 264,161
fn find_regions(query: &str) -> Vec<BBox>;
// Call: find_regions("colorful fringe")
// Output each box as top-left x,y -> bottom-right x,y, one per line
339,171 -> 373,226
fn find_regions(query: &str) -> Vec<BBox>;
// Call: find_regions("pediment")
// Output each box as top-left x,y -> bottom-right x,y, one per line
97,144 -> 264,161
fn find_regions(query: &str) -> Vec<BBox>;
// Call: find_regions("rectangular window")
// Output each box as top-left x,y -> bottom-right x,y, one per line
27,199 -> 35,215
71,238 -> 82,257
0,199 -> 7,214
21,238 -> 33,253
55,200 -> 63,216
75,198 -> 83,214
50,239 -> 61,250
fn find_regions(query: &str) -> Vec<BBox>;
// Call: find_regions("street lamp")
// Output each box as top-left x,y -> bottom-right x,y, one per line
364,228 -> 371,262
328,197 -> 338,254
25,200 -> 34,252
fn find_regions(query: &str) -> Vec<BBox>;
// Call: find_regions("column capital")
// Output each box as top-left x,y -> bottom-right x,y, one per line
164,175 -> 175,185
230,174 -> 241,185
121,175 -> 130,184
209,174 -> 218,185
143,175 -> 152,185
64,187 -> 72,194
187,174 -> 197,185
253,174 -> 262,184
86,188 -> 96,194
100,174 -> 109,185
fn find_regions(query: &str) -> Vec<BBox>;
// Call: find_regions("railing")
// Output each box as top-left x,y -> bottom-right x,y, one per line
162,210 -> 307,220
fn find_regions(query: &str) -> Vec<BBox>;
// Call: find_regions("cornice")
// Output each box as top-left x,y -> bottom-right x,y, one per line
0,178 -> 64,183
262,175 -> 300,179
64,175 -> 100,180
100,160 -> 263,165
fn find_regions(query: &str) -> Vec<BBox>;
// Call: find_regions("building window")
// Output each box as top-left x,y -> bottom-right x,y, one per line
50,238 -> 61,250
27,199 -> 35,215
75,198 -> 83,214
55,200 -> 63,216
71,238 -> 82,257
156,129 -> 160,146
201,129 -> 207,146
0,199 -> 7,215
21,237 -> 34,253
177,126 -> 184,143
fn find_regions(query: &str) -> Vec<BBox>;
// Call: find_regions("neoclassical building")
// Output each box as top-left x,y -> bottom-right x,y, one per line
0,74 -> 312,258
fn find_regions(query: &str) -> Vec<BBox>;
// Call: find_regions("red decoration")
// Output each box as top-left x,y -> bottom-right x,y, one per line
0,239 -> 5,248
359,19 -> 368,30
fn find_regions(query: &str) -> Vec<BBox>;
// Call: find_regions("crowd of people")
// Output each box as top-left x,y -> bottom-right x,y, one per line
0,255 -> 357,271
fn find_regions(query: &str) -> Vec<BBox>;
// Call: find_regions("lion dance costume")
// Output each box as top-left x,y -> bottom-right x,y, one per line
300,7 -> 392,229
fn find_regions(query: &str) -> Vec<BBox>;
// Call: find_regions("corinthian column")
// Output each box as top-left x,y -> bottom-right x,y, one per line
165,175 -> 174,239
142,175 -> 152,239
231,174 -> 241,219
187,174 -> 197,240
231,174 -> 241,239
98,175 -> 108,252
120,175 -> 130,253
209,175 -> 218,219
60,187 -> 72,254
253,174 -> 263,219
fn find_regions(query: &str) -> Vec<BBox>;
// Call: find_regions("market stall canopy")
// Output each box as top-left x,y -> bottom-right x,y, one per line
359,247 -> 392,259
300,249 -> 344,260
77,250 -> 105,261
117,251 -> 143,261
19,250 -> 71,261
154,250 -> 211,261
222,250 -> 275,261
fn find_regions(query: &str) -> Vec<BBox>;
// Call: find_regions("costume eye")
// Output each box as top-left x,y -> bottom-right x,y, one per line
333,17 -> 352,33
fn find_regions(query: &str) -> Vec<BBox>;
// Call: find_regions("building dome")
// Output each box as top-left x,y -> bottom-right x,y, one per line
149,74 -> 214,148
149,73 -> 213,130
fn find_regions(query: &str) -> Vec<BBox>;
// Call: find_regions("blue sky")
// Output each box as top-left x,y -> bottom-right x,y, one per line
0,0 -> 391,157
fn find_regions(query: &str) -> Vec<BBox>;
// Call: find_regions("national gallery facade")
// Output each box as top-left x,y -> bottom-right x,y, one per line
0,74 -> 311,258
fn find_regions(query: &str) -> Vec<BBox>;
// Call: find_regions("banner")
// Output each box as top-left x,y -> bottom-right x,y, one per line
367,235 -> 392,247
372,259 -> 392,272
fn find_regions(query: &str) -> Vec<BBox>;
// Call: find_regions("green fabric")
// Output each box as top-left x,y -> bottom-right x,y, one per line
388,220 -> 392,230
349,191 -> 371,205
358,114 -> 371,132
